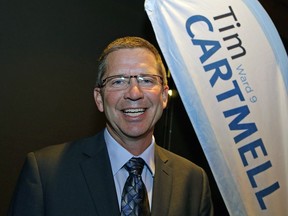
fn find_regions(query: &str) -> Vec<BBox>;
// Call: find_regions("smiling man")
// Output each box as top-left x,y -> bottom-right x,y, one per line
8,36 -> 214,216
94,42 -> 169,156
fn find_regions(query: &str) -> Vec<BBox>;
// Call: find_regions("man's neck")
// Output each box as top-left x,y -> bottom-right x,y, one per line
106,126 -> 153,156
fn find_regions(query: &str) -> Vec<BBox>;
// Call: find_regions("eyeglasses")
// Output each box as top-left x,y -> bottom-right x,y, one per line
99,74 -> 163,91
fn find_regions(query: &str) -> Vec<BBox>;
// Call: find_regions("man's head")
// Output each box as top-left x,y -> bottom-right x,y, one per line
94,36 -> 169,152
96,36 -> 168,87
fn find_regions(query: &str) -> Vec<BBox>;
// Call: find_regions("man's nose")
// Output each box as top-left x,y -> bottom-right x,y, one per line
124,78 -> 144,100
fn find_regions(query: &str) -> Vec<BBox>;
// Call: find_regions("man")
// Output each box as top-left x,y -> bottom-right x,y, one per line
8,36 -> 214,216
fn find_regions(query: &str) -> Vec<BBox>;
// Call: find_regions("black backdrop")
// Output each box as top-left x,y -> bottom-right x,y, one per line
1,0 -> 287,215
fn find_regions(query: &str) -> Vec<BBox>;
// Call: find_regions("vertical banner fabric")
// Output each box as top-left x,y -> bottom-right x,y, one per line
145,0 -> 288,215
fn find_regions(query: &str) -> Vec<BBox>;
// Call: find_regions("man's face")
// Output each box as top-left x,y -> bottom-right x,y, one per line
94,48 -> 169,144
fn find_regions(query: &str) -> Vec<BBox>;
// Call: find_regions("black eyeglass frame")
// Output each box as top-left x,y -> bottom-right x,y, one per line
99,74 -> 164,89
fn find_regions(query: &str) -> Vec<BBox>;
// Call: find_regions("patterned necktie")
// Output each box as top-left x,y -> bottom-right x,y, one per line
120,157 -> 150,216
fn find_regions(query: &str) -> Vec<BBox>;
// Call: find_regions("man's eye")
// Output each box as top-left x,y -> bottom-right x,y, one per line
110,78 -> 126,86
140,77 -> 155,85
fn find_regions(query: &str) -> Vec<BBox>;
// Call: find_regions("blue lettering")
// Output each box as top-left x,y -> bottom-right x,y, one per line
256,182 -> 280,210
186,13 -> 279,211
216,80 -> 245,102
204,58 -> 233,87
247,161 -> 272,187
186,15 -> 213,39
223,105 -> 258,143
192,39 -> 221,63
238,138 -> 268,166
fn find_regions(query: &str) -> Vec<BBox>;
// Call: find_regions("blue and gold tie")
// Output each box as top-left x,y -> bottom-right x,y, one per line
120,157 -> 150,216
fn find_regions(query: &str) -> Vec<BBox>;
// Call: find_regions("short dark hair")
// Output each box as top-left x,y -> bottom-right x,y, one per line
96,36 -> 167,87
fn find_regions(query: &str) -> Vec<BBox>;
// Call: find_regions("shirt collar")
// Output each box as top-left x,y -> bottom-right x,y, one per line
104,128 -> 155,176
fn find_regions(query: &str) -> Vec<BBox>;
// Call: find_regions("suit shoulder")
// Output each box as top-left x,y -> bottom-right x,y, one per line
31,132 -> 103,165
156,145 -> 204,173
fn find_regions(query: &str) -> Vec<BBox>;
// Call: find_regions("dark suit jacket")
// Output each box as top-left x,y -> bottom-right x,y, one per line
8,130 -> 213,216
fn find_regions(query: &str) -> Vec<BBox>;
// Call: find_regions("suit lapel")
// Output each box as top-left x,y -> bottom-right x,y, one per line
79,132 -> 120,216
151,145 -> 172,216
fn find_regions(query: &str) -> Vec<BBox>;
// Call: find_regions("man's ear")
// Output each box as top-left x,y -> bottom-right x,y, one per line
94,88 -> 104,112
162,85 -> 169,109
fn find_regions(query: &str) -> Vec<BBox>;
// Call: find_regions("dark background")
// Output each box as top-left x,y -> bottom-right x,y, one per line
1,0 -> 287,215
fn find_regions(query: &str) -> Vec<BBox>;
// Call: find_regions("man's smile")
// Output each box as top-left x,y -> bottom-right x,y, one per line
122,108 -> 146,117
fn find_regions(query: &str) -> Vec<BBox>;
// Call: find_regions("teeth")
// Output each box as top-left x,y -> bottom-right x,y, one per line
123,108 -> 145,116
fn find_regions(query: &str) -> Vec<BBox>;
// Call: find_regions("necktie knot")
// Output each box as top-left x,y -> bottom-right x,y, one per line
124,157 -> 145,176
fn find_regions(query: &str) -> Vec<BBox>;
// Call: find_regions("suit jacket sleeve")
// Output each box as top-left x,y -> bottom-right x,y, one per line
199,168 -> 214,216
8,152 -> 44,216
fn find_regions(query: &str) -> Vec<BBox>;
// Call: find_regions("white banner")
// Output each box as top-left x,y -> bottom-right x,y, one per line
145,0 -> 288,215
